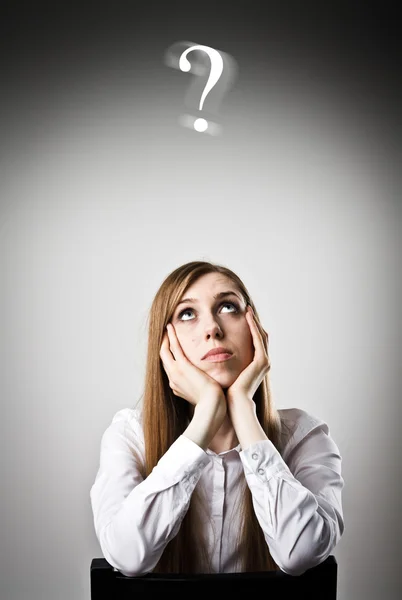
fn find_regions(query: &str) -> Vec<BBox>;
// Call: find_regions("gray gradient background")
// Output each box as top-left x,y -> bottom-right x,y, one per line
0,1 -> 401,599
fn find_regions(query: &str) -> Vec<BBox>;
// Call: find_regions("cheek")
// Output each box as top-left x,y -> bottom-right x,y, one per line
176,332 -> 193,358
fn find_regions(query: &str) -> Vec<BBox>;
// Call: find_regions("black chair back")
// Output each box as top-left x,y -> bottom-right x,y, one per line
90,555 -> 337,599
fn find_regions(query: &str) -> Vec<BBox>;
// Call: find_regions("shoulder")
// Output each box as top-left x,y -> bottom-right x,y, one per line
278,407 -> 330,462
101,406 -> 145,453
110,406 -> 143,429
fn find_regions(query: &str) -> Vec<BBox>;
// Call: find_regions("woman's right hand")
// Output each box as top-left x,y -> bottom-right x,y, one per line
160,323 -> 225,408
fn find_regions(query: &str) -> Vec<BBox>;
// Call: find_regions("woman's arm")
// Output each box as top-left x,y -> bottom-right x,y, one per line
234,409 -> 344,576
183,393 -> 227,450
90,401 -> 224,577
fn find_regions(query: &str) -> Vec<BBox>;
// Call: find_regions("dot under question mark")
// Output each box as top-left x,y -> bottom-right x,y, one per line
178,45 -> 223,133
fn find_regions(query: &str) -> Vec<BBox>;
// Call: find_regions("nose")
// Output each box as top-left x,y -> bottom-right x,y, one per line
204,319 -> 223,340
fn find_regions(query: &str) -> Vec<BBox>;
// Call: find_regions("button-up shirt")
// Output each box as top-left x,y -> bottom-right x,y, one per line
90,406 -> 344,577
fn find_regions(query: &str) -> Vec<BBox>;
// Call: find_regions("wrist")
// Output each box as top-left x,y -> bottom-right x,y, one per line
226,391 -> 255,410
185,396 -> 226,451
226,393 -> 267,450
196,394 -> 227,419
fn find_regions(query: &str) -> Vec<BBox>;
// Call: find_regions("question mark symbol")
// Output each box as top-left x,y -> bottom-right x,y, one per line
164,41 -> 238,135
179,45 -> 223,133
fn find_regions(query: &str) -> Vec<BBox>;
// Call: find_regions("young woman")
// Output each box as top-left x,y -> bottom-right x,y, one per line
90,261 -> 344,577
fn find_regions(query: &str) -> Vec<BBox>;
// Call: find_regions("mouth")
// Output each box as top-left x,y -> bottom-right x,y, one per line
203,353 -> 233,363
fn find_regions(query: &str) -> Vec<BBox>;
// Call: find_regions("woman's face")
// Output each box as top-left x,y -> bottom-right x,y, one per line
170,272 -> 254,390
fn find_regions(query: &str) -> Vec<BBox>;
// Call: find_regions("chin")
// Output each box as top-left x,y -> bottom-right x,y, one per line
210,373 -> 237,390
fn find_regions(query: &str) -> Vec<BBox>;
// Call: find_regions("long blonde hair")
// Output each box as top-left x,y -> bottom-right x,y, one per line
136,261 -> 290,573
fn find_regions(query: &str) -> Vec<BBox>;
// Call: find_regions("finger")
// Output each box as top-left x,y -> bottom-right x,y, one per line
260,326 -> 269,349
246,308 -> 268,361
159,332 -> 170,357
166,323 -> 185,361
160,334 -> 175,371
246,309 -> 271,371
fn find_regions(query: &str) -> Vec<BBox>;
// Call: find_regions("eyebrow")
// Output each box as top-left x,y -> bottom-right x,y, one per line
176,290 -> 242,308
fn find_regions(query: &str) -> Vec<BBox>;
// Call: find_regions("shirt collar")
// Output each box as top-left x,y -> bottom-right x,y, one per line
205,443 -> 242,456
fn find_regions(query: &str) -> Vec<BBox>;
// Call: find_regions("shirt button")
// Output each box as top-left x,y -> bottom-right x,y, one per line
258,468 -> 264,475
252,453 -> 259,460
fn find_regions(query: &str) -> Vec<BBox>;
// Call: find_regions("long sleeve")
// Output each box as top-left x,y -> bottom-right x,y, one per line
239,420 -> 344,576
90,411 -> 210,577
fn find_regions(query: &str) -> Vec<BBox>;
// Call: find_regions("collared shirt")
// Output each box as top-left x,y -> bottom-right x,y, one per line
90,406 -> 344,577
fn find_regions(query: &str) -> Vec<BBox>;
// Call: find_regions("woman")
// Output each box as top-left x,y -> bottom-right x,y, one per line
90,261 -> 344,577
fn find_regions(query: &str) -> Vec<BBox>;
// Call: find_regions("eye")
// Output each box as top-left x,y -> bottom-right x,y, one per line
178,301 -> 239,322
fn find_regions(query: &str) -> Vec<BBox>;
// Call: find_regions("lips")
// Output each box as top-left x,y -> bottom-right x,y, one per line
202,347 -> 233,360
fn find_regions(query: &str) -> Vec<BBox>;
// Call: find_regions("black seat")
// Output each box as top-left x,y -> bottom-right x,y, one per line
90,555 -> 337,599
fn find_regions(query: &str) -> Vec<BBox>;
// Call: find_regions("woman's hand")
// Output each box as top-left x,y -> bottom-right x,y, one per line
160,323 -> 225,407
226,306 -> 270,402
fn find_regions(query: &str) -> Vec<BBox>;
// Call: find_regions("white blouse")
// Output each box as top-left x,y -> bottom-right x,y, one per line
90,406 -> 344,577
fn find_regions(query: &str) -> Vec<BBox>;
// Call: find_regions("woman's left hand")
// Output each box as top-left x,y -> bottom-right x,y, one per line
226,306 -> 270,402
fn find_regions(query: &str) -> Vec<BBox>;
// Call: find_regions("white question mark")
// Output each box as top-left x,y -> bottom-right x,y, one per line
164,41 -> 237,135
179,45 -> 223,133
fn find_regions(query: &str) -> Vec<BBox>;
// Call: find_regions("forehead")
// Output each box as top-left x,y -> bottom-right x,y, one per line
183,273 -> 236,295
